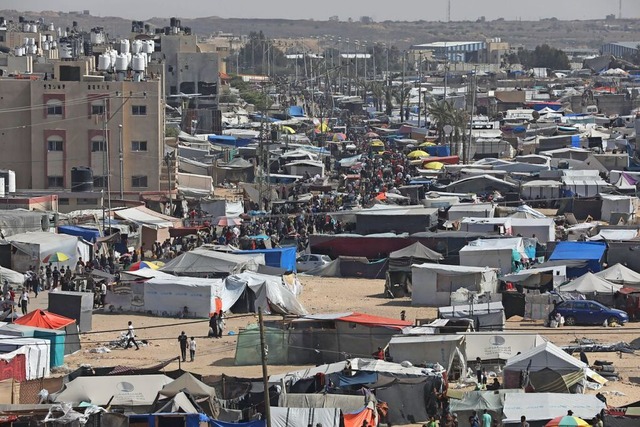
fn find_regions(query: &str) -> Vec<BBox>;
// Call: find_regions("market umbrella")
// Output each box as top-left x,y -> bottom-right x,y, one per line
332,132 -> 347,142
127,261 -> 164,271
214,216 -> 243,227
407,150 -> 429,159
370,140 -> 385,147
545,416 -> 590,427
42,252 -> 70,263
365,131 -> 379,138
419,141 -> 436,147
424,161 -> 444,170
281,126 -> 296,134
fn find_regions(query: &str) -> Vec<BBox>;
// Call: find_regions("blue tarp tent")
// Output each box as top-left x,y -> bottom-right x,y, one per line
236,247 -> 297,272
287,106 -> 305,117
58,225 -> 100,243
549,241 -> 606,277
208,135 -> 253,148
425,145 -> 451,157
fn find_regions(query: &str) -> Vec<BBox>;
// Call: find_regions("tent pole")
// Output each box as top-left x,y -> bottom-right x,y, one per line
259,308 -> 272,427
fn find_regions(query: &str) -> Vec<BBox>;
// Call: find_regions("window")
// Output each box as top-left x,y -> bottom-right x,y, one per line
131,175 -> 148,188
131,105 -> 147,115
91,140 -> 106,152
77,198 -> 95,205
59,198 -> 70,205
46,100 -> 63,116
131,140 -> 147,151
93,176 -> 108,188
47,176 -> 64,188
91,104 -> 105,115
47,139 -> 63,151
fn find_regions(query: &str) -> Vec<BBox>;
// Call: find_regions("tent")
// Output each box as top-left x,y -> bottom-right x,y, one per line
236,247 -> 297,272
14,310 -> 80,359
0,336 -> 50,380
6,232 -> 90,271
160,248 -> 264,277
158,372 -> 219,418
53,374 -> 173,407
558,272 -> 622,294
438,302 -> 505,331
0,266 -> 25,288
459,331 -> 547,362
388,242 -> 443,271
549,241 -> 606,276
595,263 -> 640,286
450,390 -> 524,425
412,264 -> 498,306
0,323 -> 63,368
502,392 -> 605,424
388,335 -> 465,373
113,206 -> 181,250
459,238 -> 531,274
503,341 -> 586,393
270,407 -> 340,427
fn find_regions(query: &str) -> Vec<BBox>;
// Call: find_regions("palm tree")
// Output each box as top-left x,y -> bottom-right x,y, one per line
394,85 -> 412,121
370,81 -> 385,112
427,100 -> 468,157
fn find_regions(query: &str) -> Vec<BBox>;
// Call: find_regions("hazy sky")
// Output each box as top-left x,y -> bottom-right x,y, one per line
2,0 -> 638,21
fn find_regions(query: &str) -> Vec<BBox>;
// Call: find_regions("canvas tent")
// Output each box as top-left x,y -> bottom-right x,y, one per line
157,372 -> 219,418
0,336 -> 50,380
438,302 -> 505,331
549,241 -> 606,276
53,374 -> 173,407
595,263 -> 640,286
558,272 -> 621,294
113,206 -> 181,250
6,232 -> 90,272
388,335 -> 465,373
160,248 -> 264,277
388,242 -> 443,271
0,266 -> 25,288
459,331 -> 547,361
270,407 -> 340,427
0,323 -> 64,368
412,264 -> 498,306
502,392 -> 605,424
459,238 -> 530,274
14,310 -> 80,358
450,390 -> 524,425
503,341 -> 586,393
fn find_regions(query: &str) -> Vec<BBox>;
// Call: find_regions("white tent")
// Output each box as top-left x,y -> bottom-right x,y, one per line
502,392 -> 605,423
388,334 -> 465,373
438,302 -> 505,331
0,266 -> 26,287
558,272 -> 622,294
595,263 -> 640,286
6,232 -> 91,271
411,264 -> 498,306
0,336 -> 51,380
459,238 -> 528,274
503,341 -> 586,393
459,331 -> 547,361
160,248 -> 264,276
600,194 -> 637,222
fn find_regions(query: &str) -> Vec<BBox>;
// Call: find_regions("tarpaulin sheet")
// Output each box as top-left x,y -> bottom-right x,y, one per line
236,247 -> 297,272
343,407 -> 376,427
15,310 -> 75,329
270,407 -> 340,427
57,225 -> 100,243
549,241 -> 606,273
336,312 -> 412,330
337,371 -> 378,387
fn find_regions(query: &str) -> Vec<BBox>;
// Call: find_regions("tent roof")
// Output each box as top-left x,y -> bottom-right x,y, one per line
559,272 -> 622,293
505,341 -> 586,371
0,266 -> 25,287
502,392 -> 606,423
549,241 -> 606,261
113,206 -> 179,229
412,263 -> 497,275
160,248 -> 264,275
450,389 -> 523,414
14,309 -> 75,329
595,263 -> 640,286
438,301 -> 504,317
159,372 -> 217,398
389,242 -> 444,262
303,312 -> 412,330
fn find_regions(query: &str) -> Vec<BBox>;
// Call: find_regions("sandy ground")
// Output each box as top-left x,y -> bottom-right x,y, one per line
31,276 -> 640,424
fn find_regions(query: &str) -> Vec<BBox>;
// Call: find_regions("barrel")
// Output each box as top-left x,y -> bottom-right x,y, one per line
70,167 -> 94,192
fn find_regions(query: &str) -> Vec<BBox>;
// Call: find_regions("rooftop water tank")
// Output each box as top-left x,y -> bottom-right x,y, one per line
0,170 -> 16,194
70,167 -> 94,192
131,39 -> 142,55
0,178 -> 5,198
14,47 -> 24,57
115,53 -> 128,72
49,23 -> 55,31
26,45 -> 37,55
43,41 -> 50,51
60,45 -> 72,59
142,40 -> 154,54
97,53 -> 111,71
120,39 -> 130,54
132,54 -> 146,72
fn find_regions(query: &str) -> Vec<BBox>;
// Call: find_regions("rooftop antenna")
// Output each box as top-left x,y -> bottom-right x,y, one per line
447,0 -> 451,22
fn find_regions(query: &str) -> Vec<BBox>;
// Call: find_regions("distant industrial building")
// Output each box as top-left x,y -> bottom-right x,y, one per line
409,38 -> 509,65
601,41 -> 640,58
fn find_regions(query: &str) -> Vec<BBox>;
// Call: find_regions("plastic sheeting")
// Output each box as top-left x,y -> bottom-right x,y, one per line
502,392 -> 605,423
0,336 -> 50,380
270,407 -> 340,427
7,232 -> 87,271
278,393 -> 369,413
211,420 -> 265,427
160,249 -> 264,276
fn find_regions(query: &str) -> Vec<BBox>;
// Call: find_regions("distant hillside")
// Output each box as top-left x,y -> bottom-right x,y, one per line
1,9 -> 638,50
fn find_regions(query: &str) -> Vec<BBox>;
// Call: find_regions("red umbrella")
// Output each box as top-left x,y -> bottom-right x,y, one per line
214,216 -> 243,227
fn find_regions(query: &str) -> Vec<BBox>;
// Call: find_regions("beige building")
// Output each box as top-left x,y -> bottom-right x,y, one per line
0,61 -> 164,197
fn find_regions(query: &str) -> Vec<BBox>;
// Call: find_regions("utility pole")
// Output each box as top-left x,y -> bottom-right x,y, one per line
466,65 -> 478,164
118,124 -> 124,200
258,308 -> 272,427
418,52 -> 422,127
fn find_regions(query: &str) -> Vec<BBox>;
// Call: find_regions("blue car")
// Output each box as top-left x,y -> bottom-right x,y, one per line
552,300 -> 629,326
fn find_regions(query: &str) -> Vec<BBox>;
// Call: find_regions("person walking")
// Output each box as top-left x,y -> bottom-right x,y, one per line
189,337 -> 196,362
482,409 -> 492,427
209,313 -> 219,338
474,357 -> 483,385
178,331 -> 188,361
217,311 -> 225,338
19,290 -> 29,315
469,410 -> 480,427
125,321 -> 140,350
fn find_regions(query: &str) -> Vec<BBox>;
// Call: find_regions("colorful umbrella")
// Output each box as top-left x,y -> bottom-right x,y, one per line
424,161 -> 444,170
215,216 -> 243,227
127,261 -> 164,271
369,140 -> 385,147
365,131 -> 379,138
545,416 -> 590,427
280,126 -> 296,134
419,141 -> 436,147
42,252 -> 70,263
407,150 -> 429,159
332,132 -> 347,142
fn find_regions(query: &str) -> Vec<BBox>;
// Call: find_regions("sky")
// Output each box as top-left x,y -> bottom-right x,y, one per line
2,0 -> 639,22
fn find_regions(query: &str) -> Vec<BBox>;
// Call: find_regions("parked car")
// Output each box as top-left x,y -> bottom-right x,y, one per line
551,300 -> 629,326
296,254 -> 332,272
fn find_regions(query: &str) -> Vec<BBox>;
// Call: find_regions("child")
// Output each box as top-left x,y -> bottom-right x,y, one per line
189,337 -> 196,362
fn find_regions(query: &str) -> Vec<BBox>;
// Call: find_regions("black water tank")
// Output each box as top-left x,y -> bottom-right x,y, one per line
71,167 -> 94,192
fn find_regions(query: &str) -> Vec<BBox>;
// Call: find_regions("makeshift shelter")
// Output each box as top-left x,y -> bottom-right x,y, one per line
388,242 -> 443,270
270,407 -> 340,427
236,247 -> 297,272
53,374 -> 173,408
558,272 -> 621,294
305,257 -> 388,279
502,393 -> 605,424
595,263 -> 640,286
14,310 -> 80,359
503,341 -> 587,393
459,331 -> 547,361
6,232 -> 90,271
0,336 -> 50,380
459,237 -> 531,274
0,323 -> 63,368
411,264 -> 498,306
0,266 -> 25,288
113,206 -> 181,250
438,302 -> 505,331
600,194 -> 637,223
160,248 -> 264,277
157,372 -> 219,418
450,389 -> 524,425
388,335 -> 466,373
549,241 -> 606,276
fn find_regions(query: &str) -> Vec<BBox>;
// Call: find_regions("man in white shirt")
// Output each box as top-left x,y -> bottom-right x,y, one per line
125,321 -> 140,350
189,337 -> 197,362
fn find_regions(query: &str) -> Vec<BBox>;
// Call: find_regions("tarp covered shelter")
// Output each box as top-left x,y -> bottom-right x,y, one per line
412,264 -> 498,306
502,392 -> 605,424
388,335 -> 465,373
438,302 -> 505,331
0,266 -> 25,287
450,389 -> 524,425
503,341 -> 586,393
388,242 -> 443,271
459,237 -> 531,274
595,263 -> 640,286
6,231 -> 90,271
53,374 -> 173,407
0,336 -> 50,379
236,247 -> 297,272
158,372 -> 219,418
14,310 -> 80,359
278,393 -> 372,413
269,407 -> 340,427
113,206 -> 181,250
459,331 -> 547,361
160,248 -> 264,277
304,256 -> 387,279
0,323 -> 63,368
558,272 -> 621,294
57,225 -> 101,243
549,241 -> 607,276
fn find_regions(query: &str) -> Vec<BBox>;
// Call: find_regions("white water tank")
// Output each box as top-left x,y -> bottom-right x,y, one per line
23,37 -> 29,45
90,31 -> 105,45
51,40 -> 57,49
27,45 -> 37,55
115,54 -> 128,72
47,35 -> 53,42
60,45 -> 72,59
22,22 -> 30,32
131,39 -> 142,54
0,178 -> 5,198
119,39 -> 130,54
43,41 -> 50,51
49,23 -> 55,32
14,47 -> 24,56
132,54 -> 146,72
6,170 -> 15,193
98,53 -> 111,71
143,40 -> 154,54
109,49 -> 117,66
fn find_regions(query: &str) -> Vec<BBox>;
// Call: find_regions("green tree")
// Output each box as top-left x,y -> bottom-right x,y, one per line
514,44 -> 570,70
